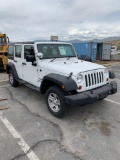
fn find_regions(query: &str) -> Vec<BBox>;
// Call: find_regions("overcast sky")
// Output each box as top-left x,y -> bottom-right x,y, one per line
0,0 -> 120,41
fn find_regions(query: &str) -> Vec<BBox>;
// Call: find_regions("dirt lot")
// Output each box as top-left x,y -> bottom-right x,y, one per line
0,65 -> 120,160
94,60 -> 120,65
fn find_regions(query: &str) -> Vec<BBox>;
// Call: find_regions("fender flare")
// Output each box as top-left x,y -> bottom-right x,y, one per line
40,73 -> 78,93
109,70 -> 115,79
6,62 -> 18,78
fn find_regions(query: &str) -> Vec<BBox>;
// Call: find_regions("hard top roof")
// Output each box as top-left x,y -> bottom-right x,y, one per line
8,41 -> 71,45
9,41 -> 34,45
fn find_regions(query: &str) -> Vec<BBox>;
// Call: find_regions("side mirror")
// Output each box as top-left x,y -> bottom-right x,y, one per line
7,36 -> 10,43
26,55 -> 35,62
37,52 -> 43,59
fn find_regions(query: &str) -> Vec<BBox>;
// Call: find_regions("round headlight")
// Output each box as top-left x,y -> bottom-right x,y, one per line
104,69 -> 108,76
77,74 -> 83,83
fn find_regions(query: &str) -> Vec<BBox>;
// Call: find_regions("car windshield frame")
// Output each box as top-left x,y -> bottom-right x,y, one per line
37,44 -> 76,59
0,36 -> 7,46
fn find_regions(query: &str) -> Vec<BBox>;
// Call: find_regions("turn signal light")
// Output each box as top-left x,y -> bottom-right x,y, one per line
61,85 -> 65,89
78,86 -> 82,90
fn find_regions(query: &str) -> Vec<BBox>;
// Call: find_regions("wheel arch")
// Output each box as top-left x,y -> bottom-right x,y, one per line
6,62 -> 18,78
40,73 -> 78,94
109,70 -> 115,79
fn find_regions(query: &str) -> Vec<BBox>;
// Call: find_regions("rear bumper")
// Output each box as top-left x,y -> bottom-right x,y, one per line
65,81 -> 117,106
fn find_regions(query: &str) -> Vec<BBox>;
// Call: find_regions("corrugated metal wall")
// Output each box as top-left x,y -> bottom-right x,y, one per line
72,42 -> 111,61
72,43 -> 90,57
72,42 -> 97,60
102,43 -> 111,60
92,43 -> 97,60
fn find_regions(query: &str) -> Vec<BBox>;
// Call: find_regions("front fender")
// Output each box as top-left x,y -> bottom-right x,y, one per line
40,73 -> 78,93
109,70 -> 115,79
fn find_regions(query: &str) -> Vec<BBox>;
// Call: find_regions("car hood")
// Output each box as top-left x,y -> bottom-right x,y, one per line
41,58 -> 106,76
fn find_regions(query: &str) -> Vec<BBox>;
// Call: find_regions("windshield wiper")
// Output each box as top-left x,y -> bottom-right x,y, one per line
50,57 -> 57,62
50,56 -> 76,62
67,56 -> 76,60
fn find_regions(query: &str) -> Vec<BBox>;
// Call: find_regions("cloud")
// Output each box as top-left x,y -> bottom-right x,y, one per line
0,0 -> 120,41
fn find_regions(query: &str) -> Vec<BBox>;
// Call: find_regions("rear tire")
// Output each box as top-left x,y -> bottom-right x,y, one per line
9,70 -> 19,87
46,86 -> 68,118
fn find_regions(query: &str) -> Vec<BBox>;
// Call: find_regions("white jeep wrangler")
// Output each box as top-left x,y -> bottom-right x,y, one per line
6,41 -> 117,117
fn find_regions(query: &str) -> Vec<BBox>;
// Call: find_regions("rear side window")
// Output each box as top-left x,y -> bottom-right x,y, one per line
24,45 -> 34,59
15,45 -> 22,58
8,45 -> 14,60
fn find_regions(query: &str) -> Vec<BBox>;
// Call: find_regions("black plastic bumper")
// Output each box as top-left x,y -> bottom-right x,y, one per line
65,81 -> 117,106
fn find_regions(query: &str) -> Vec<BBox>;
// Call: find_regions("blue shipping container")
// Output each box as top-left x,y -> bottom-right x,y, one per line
72,42 -> 97,61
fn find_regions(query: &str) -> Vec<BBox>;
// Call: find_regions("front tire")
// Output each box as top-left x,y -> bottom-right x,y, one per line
9,70 -> 19,87
46,86 -> 68,118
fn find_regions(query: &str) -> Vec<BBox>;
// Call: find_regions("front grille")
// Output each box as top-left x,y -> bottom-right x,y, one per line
85,71 -> 104,87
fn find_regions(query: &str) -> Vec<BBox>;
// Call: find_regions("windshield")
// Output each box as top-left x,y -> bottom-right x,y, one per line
0,36 -> 7,45
37,44 -> 76,59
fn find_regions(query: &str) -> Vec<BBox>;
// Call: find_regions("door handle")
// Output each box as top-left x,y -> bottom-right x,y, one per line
14,60 -> 17,62
22,62 -> 26,65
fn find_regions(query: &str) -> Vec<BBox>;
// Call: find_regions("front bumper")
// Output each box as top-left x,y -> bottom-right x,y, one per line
65,81 -> 117,106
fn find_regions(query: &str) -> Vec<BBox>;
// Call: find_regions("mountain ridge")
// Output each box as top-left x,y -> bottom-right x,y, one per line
67,36 -> 120,43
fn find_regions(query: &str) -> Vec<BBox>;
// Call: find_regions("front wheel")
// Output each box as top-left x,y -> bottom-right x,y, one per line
46,86 -> 68,118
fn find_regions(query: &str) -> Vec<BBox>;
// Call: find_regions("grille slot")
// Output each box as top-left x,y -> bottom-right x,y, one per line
85,71 -> 104,87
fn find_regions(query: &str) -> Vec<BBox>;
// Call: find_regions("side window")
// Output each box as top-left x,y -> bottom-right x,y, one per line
24,45 -> 34,59
15,45 -> 22,58
8,45 -> 14,60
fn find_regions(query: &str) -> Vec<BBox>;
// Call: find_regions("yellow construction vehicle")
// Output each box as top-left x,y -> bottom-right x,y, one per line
0,33 -> 9,70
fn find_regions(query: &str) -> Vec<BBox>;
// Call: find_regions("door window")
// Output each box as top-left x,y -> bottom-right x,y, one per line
0,36 -> 7,45
15,45 -> 22,58
8,45 -> 14,60
24,45 -> 34,59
